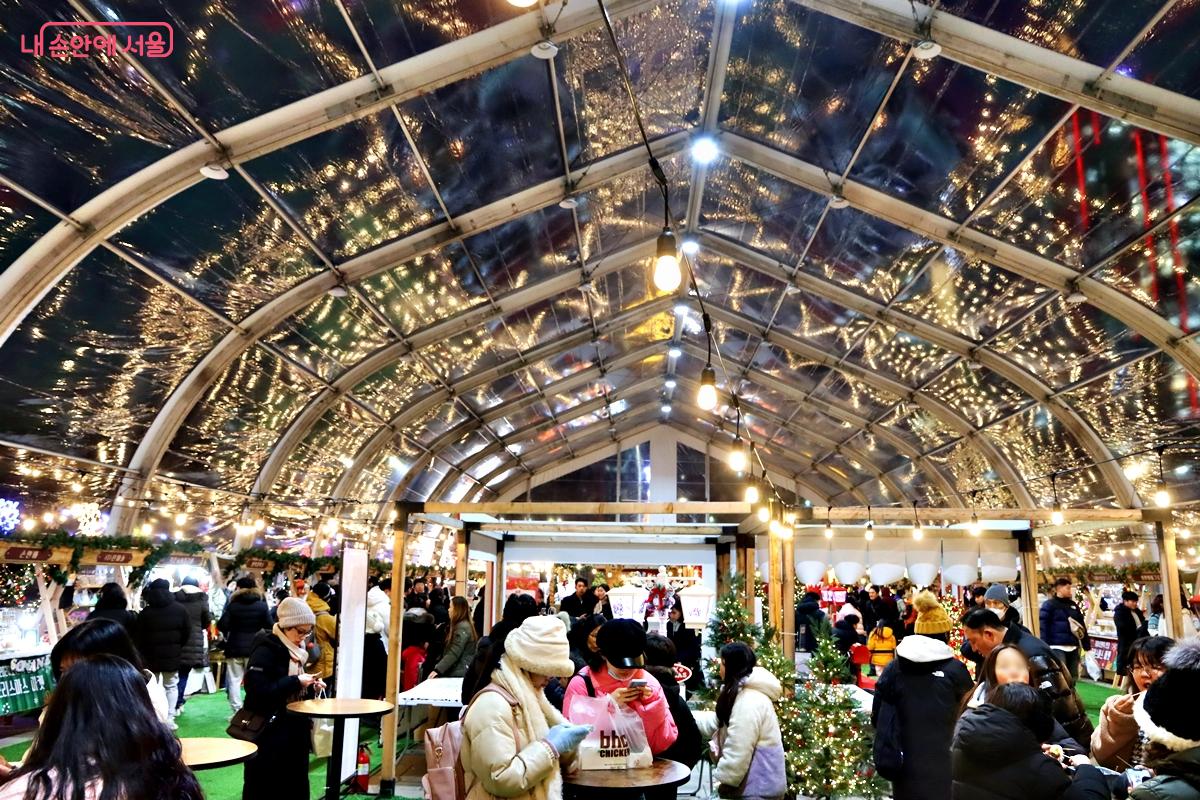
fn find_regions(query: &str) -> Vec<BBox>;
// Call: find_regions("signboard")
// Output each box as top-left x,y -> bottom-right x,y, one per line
242,557 -> 275,571
0,653 -> 54,715
0,546 -> 73,565
821,587 -> 848,606
161,555 -> 204,566
1090,635 -> 1119,672
79,549 -> 148,567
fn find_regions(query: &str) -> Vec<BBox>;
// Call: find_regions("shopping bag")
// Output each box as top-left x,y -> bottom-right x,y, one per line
310,688 -> 334,758
1083,652 -> 1102,681
567,694 -> 652,770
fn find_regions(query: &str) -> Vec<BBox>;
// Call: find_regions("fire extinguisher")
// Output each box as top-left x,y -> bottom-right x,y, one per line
354,743 -> 371,792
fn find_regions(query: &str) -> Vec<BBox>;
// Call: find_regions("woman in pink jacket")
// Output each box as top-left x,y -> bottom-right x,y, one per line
562,618 -> 679,756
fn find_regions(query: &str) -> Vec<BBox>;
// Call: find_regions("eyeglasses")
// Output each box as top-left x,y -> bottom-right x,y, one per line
294,627 -> 315,637
1130,663 -> 1163,675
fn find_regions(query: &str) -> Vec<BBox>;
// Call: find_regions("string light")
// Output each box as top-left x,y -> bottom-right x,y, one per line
911,501 -> 923,540
824,516 -> 834,539
174,512 -> 187,526
1050,473 -> 1064,526
756,491 -> 771,524
654,229 -> 681,291
1154,446 -> 1172,508
728,396 -> 749,472
968,491 -> 981,536
865,506 -> 874,541
254,518 -> 266,532
697,366 -> 717,411
21,518 -> 36,532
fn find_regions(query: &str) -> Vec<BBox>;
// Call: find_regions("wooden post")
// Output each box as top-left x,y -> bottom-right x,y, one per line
379,501 -> 417,797
1156,519 -> 1185,640
735,534 -> 756,615
716,540 -> 731,597
454,524 -> 474,599
767,532 -> 782,641
493,538 -> 507,631
782,535 -> 796,663
1016,529 -> 1040,638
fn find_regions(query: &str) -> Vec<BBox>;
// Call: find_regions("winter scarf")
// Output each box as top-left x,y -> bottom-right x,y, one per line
272,624 -> 307,675
492,653 -> 567,800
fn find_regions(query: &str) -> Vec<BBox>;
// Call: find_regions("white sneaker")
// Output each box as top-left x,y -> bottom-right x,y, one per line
169,719 -> 179,731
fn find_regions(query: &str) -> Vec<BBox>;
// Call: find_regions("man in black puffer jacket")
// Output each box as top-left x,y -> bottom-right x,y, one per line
218,576 -> 272,714
963,608 -> 1094,750
134,578 -> 190,728
174,576 -> 212,716
795,591 -> 826,653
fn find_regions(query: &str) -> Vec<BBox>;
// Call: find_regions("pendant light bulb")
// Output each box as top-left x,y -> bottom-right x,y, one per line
254,518 -> 266,532
865,526 -> 875,542
1051,503 -> 1064,526
912,524 -> 923,540
697,365 -> 718,411
728,436 -> 748,473
1154,483 -> 1171,508
654,229 -> 681,292
756,502 -> 770,524
70,480 -> 83,493
743,481 -> 760,505
968,512 -> 981,537
824,521 -> 834,540
174,512 -> 187,527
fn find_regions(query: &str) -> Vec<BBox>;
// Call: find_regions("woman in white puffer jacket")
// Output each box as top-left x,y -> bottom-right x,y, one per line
697,642 -> 787,800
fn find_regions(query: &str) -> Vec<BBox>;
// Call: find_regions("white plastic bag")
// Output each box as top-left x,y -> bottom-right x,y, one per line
1083,652 -> 1102,682
310,688 -> 334,758
567,694 -> 652,770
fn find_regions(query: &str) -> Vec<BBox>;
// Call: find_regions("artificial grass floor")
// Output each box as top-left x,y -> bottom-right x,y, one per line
1075,678 -> 1122,727
0,692 -> 408,800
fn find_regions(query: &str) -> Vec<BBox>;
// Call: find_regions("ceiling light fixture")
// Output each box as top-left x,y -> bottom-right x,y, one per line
1065,280 -> 1088,305
654,229 -> 682,291
828,188 -> 850,209
660,403 -> 672,414
911,39 -> 941,59
199,163 -> 229,180
668,346 -> 682,358
680,238 -> 700,257
664,377 -> 677,389
506,0 -> 538,7
558,196 -> 578,210
690,136 -> 720,165
530,39 -> 559,59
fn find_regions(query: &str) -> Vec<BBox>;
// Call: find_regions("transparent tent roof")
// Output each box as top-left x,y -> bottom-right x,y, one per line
0,0 -> 1198,557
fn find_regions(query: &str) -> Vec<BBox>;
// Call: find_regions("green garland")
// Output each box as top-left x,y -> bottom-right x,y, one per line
224,547 -> 394,584
2,531 -> 203,587
1041,560 -> 1167,588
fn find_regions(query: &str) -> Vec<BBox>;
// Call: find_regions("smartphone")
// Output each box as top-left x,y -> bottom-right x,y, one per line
629,679 -> 648,689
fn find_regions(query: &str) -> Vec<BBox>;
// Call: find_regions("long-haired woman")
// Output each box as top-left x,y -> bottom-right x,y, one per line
426,596 -> 479,680
0,654 -> 203,800
86,583 -> 136,634
698,642 -> 786,800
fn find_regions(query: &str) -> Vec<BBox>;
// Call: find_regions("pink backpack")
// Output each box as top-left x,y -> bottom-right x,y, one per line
421,685 -> 518,800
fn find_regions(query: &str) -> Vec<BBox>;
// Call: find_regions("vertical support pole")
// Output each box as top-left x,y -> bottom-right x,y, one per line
454,523 -> 474,599
1016,529 -> 1040,638
1156,518 -> 1184,640
379,501 -> 416,796
493,538 -> 507,631
782,535 -> 796,663
767,532 -> 782,641
35,567 -> 59,646
735,533 -> 756,615
716,540 -> 731,597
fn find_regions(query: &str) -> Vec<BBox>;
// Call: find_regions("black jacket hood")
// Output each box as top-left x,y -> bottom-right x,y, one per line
954,704 -> 1043,763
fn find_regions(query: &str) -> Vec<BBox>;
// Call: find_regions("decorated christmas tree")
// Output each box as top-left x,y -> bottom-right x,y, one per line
779,618 -> 887,799
700,575 -> 795,699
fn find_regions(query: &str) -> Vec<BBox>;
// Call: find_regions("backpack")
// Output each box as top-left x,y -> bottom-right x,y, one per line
421,684 -> 518,800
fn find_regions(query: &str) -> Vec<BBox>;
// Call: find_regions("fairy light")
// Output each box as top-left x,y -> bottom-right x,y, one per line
1050,473 -> 1064,526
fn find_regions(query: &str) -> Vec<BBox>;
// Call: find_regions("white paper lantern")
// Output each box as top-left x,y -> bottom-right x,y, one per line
942,539 -> 980,586
980,539 -> 1019,583
794,537 -> 831,585
907,541 -> 940,586
607,585 -> 643,620
831,543 -> 867,584
676,582 -> 716,630
868,542 -> 906,585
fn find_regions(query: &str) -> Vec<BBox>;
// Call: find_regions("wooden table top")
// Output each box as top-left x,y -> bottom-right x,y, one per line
286,698 -> 395,719
179,738 -> 258,770
564,759 -> 691,789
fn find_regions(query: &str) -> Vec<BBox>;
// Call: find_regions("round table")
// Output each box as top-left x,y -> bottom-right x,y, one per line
179,737 -> 258,771
565,758 -> 691,796
287,698 -> 394,800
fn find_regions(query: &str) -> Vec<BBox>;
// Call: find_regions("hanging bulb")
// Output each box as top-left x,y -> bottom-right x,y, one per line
174,512 -> 187,527
743,480 -> 760,505
865,525 -> 875,542
1154,482 -> 1171,508
323,517 -> 340,535
70,479 -> 83,493
21,518 -> 36,532
1051,503 -> 1064,526
697,366 -> 718,411
968,512 -> 981,537
506,0 -> 538,7
654,229 -> 681,292
254,518 -> 266,531
768,518 -> 782,537
756,502 -> 771,524
824,521 -> 834,540
728,436 -> 749,473
912,522 -> 923,540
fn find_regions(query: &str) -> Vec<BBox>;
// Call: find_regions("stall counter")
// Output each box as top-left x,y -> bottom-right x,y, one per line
0,645 -> 54,715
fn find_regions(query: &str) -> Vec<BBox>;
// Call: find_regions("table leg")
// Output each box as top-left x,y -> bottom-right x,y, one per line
326,717 -> 346,800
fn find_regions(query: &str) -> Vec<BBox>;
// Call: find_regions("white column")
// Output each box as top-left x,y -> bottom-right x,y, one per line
647,430 -> 678,524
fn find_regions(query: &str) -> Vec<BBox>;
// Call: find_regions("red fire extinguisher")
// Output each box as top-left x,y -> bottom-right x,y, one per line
354,743 -> 371,792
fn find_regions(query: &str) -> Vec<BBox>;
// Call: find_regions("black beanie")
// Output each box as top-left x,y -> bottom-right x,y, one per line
1135,637 -> 1200,751
595,618 -> 646,668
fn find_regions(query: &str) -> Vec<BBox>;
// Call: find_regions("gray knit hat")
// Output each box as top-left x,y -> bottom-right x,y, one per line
984,584 -> 1011,606
276,596 -> 316,629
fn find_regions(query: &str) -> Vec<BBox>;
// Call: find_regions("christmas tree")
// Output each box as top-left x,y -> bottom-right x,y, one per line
779,618 -> 887,799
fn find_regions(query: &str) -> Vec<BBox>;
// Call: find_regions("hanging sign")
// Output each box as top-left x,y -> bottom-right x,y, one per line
0,546 -> 73,565
0,652 -> 54,715
79,549 -> 148,567
1090,635 -> 1119,671
243,557 -> 275,571
821,587 -> 848,605
161,555 -> 205,566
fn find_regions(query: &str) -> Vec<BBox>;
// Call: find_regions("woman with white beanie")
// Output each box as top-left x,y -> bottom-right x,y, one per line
240,596 -> 326,799
461,615 -> 591,800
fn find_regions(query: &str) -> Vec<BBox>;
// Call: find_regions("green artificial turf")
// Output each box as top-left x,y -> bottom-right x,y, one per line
0,692 -> 416,800
1075,678 -> 1122,728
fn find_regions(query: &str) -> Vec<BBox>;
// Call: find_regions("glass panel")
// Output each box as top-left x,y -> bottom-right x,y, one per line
618,444 -> 650,502
851,60 -> 1070,221
464,205 -> 580,294
161,345 -> 323,491
928,439 -> 1016,507
850,324 -> 957,386
399,60 -> 560,218
1118,1 -> 1200,101
721,0 -> 906,173
990,297 -> 1157,389
974,112 -> 1199,269
531,454 -> 618,503
804,206 -> 943,300
699,158 -> 827,257
939,0 -> 1164,65
925,362 -> 1031,428
556,0 -> 710,168
249,108 -> 443,260
0,188 -> 57,278
575,156 -> 691,259
752,342 -> 832,392
420,322 -> 520,384
694,252 -> 787,320
263,290 -> 393,382
677,443 -> 707,502
0,0 -> 193,210
876,402 -> 959,453
0,249 -> 223,462
813,373 -> 902,421
277,400 -> 380,499
987,407 -> 1110,505
114,174 -> 325,321
351,361 -> 430,422
343,0 -> 527,67
361,241 -> 490,335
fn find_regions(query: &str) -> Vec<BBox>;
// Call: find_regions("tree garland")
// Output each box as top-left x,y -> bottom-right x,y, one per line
1041,561 -> 1166,588
224,547 -> 393,583
0,531 -> 203,587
